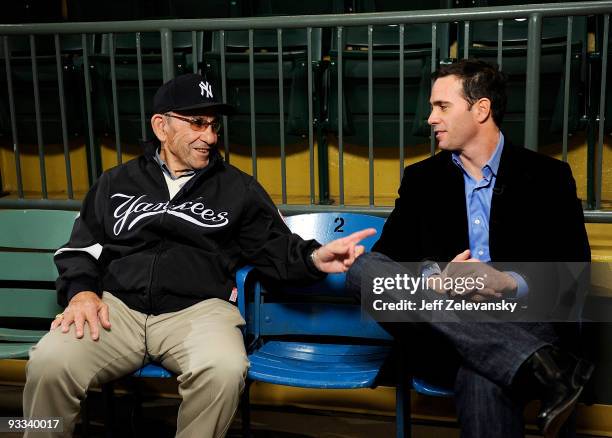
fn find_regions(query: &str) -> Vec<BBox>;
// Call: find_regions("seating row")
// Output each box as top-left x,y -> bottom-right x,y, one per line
0,13 -> 598,155
2,209 -> 611,435
5,0 -> 540,24
0,209 -> 453,437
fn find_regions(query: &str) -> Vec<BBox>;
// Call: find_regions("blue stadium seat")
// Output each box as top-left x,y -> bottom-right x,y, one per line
100,264 -> 252,435
411,377 -> 454,398
133,363 -> 173,378
238,213 -> 414,435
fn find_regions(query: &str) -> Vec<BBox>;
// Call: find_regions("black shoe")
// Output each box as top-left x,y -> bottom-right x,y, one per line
526,347 -> 594,438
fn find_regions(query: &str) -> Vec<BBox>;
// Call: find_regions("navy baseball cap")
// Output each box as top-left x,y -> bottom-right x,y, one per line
152,73 -> 234,115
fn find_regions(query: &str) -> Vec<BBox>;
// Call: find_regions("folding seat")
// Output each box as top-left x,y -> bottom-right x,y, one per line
203,28 -> 323,148
239,213 -> 405,435
250,0 -> 344,15
89,32 -> 200,147
458,1 -> 587,146
325,1 -> 452,148
163,0 -> 243,18
66,0 -> 147,21
348,0 -> 451,18
0,35 -> 91,144
3,0 -> 63,23
0,209 -> 76,359
326,25 -> 443,149
199,0 -> 339,151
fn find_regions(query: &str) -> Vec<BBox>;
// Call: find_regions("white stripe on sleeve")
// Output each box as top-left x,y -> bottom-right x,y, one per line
54,243 -> 103,260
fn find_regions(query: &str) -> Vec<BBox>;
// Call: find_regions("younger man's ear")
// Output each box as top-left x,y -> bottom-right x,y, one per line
475,98 -> 492,123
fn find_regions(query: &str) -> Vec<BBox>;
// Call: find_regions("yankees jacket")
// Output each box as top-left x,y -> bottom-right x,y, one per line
55,144 -> 323,315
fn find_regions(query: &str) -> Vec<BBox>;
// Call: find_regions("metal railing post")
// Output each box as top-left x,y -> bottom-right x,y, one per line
525,13 -> 542,151
160,28 -> 174,82
0,3 -> 609,217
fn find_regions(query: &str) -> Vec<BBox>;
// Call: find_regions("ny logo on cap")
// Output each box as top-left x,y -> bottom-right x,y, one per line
199,81 -> 213,99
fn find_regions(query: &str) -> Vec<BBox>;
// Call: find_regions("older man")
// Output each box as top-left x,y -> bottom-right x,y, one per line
23,73 -> 374,437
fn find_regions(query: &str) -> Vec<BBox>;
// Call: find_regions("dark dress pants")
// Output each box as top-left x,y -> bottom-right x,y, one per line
347,252 -> 571,438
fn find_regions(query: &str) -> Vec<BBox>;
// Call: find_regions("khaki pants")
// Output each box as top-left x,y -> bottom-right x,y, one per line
23,292 -> 249,438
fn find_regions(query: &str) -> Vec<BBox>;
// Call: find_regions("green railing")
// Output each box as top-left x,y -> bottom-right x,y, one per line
0,1 -> 611,223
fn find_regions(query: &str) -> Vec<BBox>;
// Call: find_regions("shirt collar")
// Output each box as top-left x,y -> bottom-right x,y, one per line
154,148 -> 196,180
451,132 -> 504,179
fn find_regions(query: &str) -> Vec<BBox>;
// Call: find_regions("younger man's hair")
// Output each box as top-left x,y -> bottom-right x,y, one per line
432,59 -> 508,127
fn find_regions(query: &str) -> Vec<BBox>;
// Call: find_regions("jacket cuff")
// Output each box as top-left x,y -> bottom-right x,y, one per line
304,243 -> 325,277
65,277 -> 102,304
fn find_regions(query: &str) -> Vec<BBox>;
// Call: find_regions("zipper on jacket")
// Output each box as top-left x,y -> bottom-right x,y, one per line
141,150 -> 223,312
145,207 -> 168,314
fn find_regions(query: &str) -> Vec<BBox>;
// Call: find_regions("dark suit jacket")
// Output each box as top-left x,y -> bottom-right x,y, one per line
373,143 -> 591,318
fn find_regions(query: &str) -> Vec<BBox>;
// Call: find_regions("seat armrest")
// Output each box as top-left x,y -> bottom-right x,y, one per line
235,265 -> 255,322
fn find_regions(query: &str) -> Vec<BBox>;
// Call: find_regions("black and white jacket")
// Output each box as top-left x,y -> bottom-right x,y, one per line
55,143 -> 323,315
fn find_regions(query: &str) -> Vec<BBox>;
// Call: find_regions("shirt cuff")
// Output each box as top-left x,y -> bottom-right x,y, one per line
505,271 -> 529,299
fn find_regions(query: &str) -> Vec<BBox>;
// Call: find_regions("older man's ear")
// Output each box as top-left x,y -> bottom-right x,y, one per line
151,114 -> 167,143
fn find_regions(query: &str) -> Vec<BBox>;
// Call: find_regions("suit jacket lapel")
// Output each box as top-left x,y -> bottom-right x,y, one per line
489,143 -> 525,258
441,153 -> 470,254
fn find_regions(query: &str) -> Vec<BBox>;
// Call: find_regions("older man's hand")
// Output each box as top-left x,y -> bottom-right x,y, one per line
311,228 -> 377,273
50,291 -> 111,341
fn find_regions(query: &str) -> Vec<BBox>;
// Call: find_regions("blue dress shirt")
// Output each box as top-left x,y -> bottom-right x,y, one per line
451,133 -> 528,298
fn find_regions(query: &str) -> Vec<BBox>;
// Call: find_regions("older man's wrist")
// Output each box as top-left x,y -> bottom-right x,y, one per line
310,248 -> 320,269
